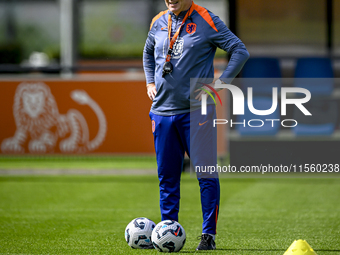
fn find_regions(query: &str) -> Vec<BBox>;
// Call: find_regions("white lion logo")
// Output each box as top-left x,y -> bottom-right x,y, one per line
1,82 -> 107,153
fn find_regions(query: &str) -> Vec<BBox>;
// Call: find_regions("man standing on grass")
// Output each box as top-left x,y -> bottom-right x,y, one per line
143,0 -> 249,250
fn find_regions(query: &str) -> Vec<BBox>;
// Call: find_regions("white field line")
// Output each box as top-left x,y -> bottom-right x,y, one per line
0,168 -> 156,175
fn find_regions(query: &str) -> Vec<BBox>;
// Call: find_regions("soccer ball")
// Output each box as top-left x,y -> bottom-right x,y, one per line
125,217 -> 155,249
152,220 -> 186,252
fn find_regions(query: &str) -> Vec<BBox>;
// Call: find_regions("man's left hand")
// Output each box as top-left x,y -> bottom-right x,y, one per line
195,79 -> 224,101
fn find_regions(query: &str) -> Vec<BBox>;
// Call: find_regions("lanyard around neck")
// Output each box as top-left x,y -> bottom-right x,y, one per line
165,4 -> 194,62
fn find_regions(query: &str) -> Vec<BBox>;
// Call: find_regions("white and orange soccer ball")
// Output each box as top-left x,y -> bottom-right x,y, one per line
151,220 -> 186,252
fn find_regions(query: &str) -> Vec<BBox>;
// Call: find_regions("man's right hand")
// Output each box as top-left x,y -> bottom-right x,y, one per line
147,83 -> 157,101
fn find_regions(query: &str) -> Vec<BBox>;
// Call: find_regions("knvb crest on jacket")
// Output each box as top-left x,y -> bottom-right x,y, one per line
186,23 -> 197,34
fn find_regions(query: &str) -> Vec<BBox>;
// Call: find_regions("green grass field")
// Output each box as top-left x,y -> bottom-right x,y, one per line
1,173 -> 340,254
0,156 -> 158,170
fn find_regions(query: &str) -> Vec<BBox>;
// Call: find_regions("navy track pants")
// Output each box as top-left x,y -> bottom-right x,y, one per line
149,105 -> 220,235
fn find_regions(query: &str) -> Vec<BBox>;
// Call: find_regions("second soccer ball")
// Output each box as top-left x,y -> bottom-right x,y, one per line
152,220 -> 186,252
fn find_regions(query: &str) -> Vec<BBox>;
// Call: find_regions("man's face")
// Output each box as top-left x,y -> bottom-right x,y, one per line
165,0 -> 192,16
